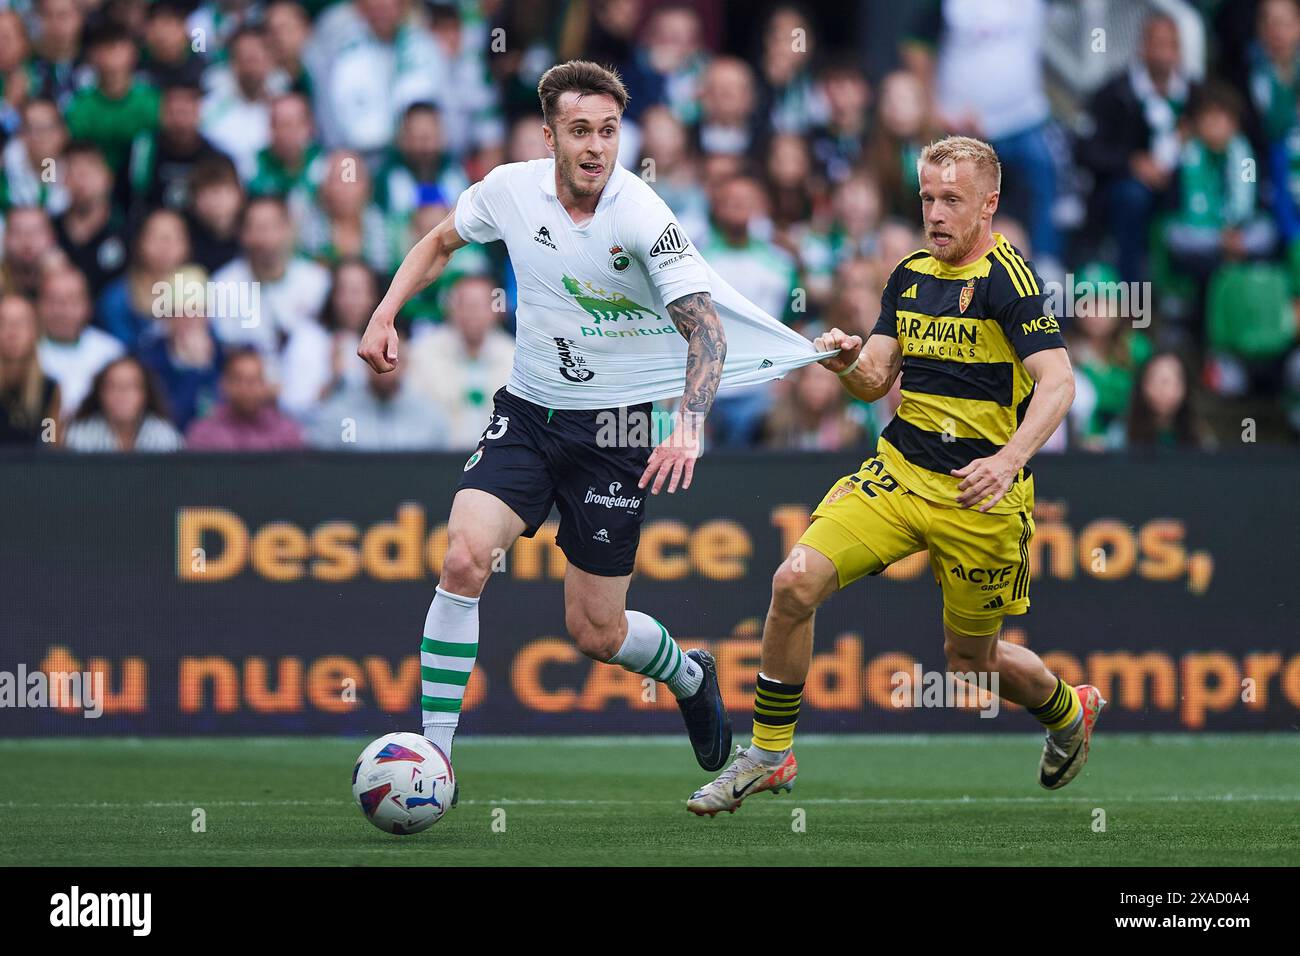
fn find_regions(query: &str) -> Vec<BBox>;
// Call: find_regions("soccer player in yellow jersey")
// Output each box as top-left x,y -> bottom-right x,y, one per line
687,136 -> 1106,815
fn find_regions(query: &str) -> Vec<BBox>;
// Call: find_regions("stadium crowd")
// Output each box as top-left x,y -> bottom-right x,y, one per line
0,0 -> 1296,454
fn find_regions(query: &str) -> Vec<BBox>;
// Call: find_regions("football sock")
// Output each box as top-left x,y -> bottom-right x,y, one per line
749,672 -> 803,760
420,586 -> 480,759
608,610 -> 702,699
1029,677 -> 1082,736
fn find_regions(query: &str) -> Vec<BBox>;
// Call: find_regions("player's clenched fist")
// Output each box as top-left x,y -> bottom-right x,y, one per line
358,315 -> 400,372
814,327 -> 862,375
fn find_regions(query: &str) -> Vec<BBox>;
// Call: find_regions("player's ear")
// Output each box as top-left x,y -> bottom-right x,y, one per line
984,189 -> 1000,219
542,122 -> 556,154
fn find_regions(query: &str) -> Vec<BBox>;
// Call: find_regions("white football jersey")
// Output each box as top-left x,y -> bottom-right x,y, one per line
453,158 -> 823,409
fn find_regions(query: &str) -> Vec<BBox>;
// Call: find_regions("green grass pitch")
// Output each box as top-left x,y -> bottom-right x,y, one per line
2,734 -> 1297,866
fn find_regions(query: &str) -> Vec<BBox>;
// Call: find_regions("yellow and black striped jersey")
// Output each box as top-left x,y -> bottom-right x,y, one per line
869,233 -> 1066,515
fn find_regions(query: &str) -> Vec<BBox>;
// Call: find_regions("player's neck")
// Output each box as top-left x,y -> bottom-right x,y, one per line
555,173 -> 602,227
951,230 -> 997,268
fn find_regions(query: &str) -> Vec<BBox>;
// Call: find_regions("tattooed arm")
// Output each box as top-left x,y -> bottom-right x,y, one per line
638,291 -> 728,495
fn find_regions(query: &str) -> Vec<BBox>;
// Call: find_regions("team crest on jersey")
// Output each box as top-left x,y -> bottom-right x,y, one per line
608,244 -> 631,272
959,278 -> 975,314
464,447 -> 484,471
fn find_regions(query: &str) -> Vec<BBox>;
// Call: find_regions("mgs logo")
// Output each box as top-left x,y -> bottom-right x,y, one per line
1022,314 -> 1061,335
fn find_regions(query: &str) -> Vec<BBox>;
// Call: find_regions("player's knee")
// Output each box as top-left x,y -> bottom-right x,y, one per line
565,608 -> 623,661
439,535 -> 493,596
770,560 -> 827,619
943,611 -> 1001,671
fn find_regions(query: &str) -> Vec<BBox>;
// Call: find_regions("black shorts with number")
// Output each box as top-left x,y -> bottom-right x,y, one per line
457,386 -> 654,577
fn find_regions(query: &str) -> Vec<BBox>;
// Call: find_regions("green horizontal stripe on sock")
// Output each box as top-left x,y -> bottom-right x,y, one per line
421,637 -> 478,658
421,696 -> 463,713
421,666 -> 472,686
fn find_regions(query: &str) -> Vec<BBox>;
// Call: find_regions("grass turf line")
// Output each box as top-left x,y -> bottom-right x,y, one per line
0,735 -> 1296,866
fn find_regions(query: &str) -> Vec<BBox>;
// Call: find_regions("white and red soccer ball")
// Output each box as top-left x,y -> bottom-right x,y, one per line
351,732 -> 454,835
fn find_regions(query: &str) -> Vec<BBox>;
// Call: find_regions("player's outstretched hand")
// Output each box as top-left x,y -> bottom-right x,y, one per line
952,453 -> 1019,512
639,415 -> 702,495
813,327 -> 862,375
358,315 -> 400,372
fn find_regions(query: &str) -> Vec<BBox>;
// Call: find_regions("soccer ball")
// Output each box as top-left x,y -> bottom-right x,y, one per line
351,732 -> 455,835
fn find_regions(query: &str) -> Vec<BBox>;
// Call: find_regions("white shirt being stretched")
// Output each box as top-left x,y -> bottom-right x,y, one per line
453,158 -> 824,409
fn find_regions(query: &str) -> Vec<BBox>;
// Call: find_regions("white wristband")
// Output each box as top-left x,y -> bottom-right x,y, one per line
835,356 -> 860,378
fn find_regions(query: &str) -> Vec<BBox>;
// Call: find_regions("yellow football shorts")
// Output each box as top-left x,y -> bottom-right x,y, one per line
799,457 -> 1035,637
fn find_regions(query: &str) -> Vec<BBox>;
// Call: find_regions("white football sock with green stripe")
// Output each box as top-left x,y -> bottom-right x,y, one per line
608,610 -> 702,699
421,586 -> 480,759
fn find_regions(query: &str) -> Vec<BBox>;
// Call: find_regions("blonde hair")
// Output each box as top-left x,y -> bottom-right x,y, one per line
918,135 -> 1001,194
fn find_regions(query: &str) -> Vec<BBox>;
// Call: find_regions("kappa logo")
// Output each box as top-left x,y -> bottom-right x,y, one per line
534,225 -> 557,249
649,223 -> 688,257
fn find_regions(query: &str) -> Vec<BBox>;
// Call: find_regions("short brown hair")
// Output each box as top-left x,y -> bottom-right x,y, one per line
537,60 -> 629,127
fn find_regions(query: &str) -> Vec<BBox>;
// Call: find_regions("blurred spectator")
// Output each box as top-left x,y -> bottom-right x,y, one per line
809,59 -> 872,185
187,0 -> 258,63
0,11 -> 31,140
1248,0 -> 1300,143
64,355 -> 183,451
1067,262 -> 1154,451
696,56 -> 760,158
280,258 -> 375,418
407,274 -> 514,449
800,173 -> 884,306
373,103 -> 469,237
1126,350 -> 1215,449
1,99 -> 70,215
426,2 -> 504,160
395,199 -> 491,327
761,362 -> 865,450
764,131 -> 818,236
136,266 -> 224,432
264,1 -> 315,98
1079,13 -> 1192,284
185,347 -> 305,450
202,25 -> 277,181
186,154 -> 244,273
757,5 -> 828,136
622,3 -> 707,125
305,0 -> 449,154
97,208 -> 193,348
248,93 -> 327,225
904,0 -> 1061,267
128,81 -> 224,217
1165,84 -> 1276,288
141,1 -> 207,89
64,25 -> 159,179
640,105 -> 708,240
210,194 -> 330,357
2,206 -> 65,298
53,142 -> 128,298
506,113 -> 551,164
866,70 -> 932,223
29,0 -> 85,109
0,294 -> 60,445
37,267 -> 124,415
702,173 -> 798,445
297,148 -> 389,271
308,357 -> 448,450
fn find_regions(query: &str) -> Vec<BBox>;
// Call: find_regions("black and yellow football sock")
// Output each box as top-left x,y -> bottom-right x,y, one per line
1029,677 -> 1081,732
750,673 -> 803,754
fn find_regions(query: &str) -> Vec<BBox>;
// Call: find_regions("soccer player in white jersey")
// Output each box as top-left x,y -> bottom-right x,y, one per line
359,61 -> 822,787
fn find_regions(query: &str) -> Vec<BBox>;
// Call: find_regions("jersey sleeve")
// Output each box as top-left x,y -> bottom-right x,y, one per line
871,265 -> 902,338
453,169 -> 503,244
989,246 -> 1067,359
625,196 -> 711,306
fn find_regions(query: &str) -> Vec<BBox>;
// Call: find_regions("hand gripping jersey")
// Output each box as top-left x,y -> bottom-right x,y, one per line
453,158 -> 826,409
